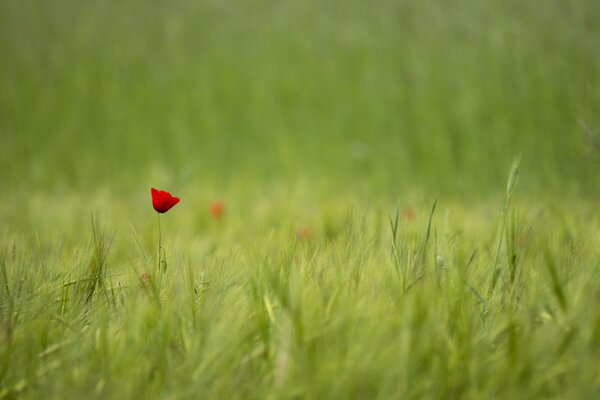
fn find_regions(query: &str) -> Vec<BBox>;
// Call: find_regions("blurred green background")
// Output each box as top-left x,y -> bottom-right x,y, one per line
1,0 -> 599,199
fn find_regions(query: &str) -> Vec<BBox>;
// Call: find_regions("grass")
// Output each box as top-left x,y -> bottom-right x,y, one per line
1,0 -> 600,195
3,179 -> 600,399
2,0 -> 600,398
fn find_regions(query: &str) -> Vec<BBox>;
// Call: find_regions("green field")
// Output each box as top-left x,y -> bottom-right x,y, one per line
2,0 -> 600,398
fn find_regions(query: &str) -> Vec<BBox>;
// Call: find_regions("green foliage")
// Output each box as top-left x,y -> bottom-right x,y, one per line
1,0 -> 600,398
2,194 -> 600,399
1,0 -> 599,196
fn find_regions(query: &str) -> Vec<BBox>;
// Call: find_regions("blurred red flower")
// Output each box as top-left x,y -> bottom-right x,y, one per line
296,227 -> 313,242
210,200 -> 225,219
401,207 -> 416,221
140,271 -> 151,284
151,188 -> 180,213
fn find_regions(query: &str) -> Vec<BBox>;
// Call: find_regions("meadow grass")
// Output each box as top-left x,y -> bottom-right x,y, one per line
3,174 -> 600,399
2,0 -> 600,398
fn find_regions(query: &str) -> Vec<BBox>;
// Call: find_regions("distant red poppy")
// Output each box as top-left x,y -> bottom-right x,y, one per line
296,227 -> 313,242
401,207 -> 416,221
140,271 -> 151,284
210,200 -> 225,219
151,188 -> 180,213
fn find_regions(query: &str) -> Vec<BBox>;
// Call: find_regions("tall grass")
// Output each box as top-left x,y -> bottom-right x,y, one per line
1,165 -> 600,398
1,0 -> 600,398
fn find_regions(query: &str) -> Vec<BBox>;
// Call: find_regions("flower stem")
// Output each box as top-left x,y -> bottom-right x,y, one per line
157,212 -> 162,273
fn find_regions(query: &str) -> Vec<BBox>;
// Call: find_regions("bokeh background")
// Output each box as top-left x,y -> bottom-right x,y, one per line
1,0 -> 599,202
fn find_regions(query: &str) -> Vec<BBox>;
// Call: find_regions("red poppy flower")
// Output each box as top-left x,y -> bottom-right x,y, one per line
140,271 -> 151,284
296,227 -> 313,242
151,188 -> 180,213
401,207 -> 416,221
210,200 -> 225,219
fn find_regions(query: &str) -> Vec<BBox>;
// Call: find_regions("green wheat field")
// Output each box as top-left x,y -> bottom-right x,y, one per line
2,1 -> 600,398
